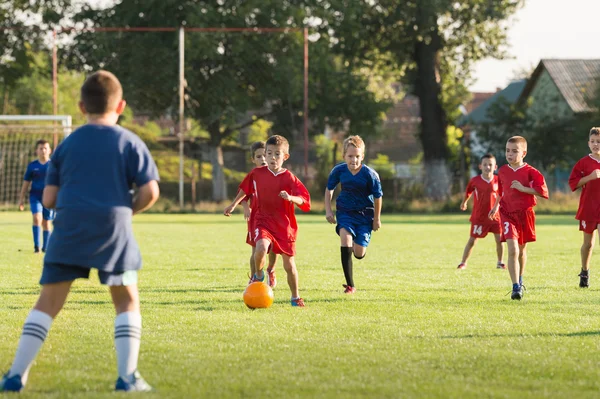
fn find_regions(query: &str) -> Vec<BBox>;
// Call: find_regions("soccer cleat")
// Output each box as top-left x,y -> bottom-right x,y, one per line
579,271 -> 589,288
343,284 -> 356,294
1,373 -> 23,392
267,267 -> 277,288
291,297 -> 305,307
115,370 -> 153,392
511,285 -> 524,300
457,263 -> 466,270
496,262 -> 506,269
250,273 -> 265,284
34,246 -> 40,253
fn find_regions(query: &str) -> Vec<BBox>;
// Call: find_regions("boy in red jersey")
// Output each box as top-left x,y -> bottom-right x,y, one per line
490,136 -> 548,300
241,141 -> 278,287
457,154 -> 504,270
568,127 -> 600,288
224,135 -> 311,307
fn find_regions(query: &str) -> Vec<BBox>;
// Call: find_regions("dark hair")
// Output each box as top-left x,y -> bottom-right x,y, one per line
35,139 -> 49,148
265,135 -> 290,154
250,141 -> 266,156
480,153 -> 496,162
590,127 -> 600,137
80,70 -> 123,114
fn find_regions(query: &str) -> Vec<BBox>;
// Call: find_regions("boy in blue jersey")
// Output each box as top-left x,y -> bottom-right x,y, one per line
1,70 -> 160,393
18,140 -> 54,253
325,135 -> 383,294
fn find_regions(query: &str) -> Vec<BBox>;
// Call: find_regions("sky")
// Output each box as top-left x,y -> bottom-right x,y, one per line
470,0 -> 600,92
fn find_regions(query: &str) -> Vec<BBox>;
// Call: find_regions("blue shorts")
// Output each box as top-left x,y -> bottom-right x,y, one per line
40,262 -> 138,286
30,195 -> 55,220
336,209 -> 374,247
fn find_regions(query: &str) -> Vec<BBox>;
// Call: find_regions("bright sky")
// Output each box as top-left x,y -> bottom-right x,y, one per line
470,0 -> 600,92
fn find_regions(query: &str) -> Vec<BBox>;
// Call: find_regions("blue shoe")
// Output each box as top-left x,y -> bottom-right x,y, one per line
511,285 -> 524,300
115,370 -> 153,392
290,297 -> 305,307
1,373 -> 23,392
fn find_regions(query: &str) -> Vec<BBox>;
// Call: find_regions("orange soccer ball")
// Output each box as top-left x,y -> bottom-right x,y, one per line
243,282 -> 274,309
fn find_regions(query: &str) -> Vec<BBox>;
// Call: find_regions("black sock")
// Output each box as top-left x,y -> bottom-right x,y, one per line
581,269 -> 589,276
341,247 -> 354,287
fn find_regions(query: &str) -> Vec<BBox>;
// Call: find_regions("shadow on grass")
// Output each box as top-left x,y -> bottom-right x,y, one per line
442,330 -> 600,339
142,287 -> 241,294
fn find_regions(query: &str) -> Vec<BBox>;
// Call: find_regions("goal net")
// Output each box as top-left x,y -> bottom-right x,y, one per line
0,115 -> 72,207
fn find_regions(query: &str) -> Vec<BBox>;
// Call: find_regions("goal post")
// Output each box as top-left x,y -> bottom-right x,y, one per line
0,115 -> 72,207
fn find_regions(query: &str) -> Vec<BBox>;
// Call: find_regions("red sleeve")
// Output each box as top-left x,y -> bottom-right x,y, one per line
569,160 -> 584,192
239,170 -> 254,196
497,174 -> 503,197
530,168 -> 549,199
465,178 -> 475,198
291,175 -> 311,212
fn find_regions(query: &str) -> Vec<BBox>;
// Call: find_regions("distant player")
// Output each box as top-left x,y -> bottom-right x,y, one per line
324,135 -> 382,294
224,135 -> 311,307
1,70 -> 160,393
568,127 -> 600,288
18,140 -> 54,253
457,154 -> 505,270
241,141 -> 278,287
489,136 -> 548,300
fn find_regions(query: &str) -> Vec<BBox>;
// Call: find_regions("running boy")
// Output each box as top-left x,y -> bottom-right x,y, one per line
241,141 -> 278,287
568,127 -> 600,288
18,140 -> 54,253
457,154 -> 505,270
1,70 -> 160,392
324,135 -> 382,294
224,135 -> 310,307
489,136 -> 548,300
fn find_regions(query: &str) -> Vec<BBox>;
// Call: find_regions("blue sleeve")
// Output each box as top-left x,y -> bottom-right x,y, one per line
46,148 -> 60,186
370,169 -> 383,199
23,163 -> 32,181
128,139 -> 160,187
326,165 -> 341,190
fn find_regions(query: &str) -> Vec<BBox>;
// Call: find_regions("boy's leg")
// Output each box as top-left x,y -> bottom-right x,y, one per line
506,239 -> 519,285
32,213 -> 42,252
459,236 -> 477,267
266,252 -> 277,288
340,228 -> 355,289
41,219 -> 52,252
581,232 -> 595,272
494,234 -> 505,267
281,254 -> 300,299
110,284 -> 142,380
253,238 -> 270,281
6,281 -> 72,386
518,244 -> 527,285
249,247 -> 256,284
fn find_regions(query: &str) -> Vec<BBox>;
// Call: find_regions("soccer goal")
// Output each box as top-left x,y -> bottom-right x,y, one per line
0,115 -> 72,207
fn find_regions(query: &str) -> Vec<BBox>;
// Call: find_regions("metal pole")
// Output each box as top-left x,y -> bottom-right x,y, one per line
303,28 -> 309,181
178,26 -> 185,208
52,29 -> 58,148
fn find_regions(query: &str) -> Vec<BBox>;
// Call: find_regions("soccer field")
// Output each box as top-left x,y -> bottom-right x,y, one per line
1,212 -> 599,398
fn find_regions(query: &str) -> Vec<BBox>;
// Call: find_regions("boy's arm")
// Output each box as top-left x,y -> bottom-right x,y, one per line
373,196 -> 382,231
241,199 -> 251,221
42,185 -> 59,209
460,193 -> 472,211
572,170 -> 600,190
489,194 -> 501,220
132,180 -> 160,215
224,189 -> 249,216
324,188 -> 336,224
18,181 -> 30,210
510,170 -> 549,199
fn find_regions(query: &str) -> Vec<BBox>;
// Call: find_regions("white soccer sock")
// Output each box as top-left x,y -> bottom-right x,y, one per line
8,310 -> 53,384
114,311 -> 142,378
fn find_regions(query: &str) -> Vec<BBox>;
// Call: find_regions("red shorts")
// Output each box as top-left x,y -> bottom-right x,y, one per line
470,221 -> 501,238
579,220 -> 600,234
500,208 -> 536,245
253,227 -> 295,256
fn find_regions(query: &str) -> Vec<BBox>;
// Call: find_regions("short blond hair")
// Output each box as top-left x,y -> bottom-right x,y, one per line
266,135 -> 290,154
343,135 -> 365,155
507,135 -> 527,150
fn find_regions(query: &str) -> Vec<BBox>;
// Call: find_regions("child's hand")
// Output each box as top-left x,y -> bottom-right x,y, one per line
488,207 -> 498,220
325,211 -> 336,224
18,201 -> 24,211
223,203 -> 236,216
373,218 -> 381,231
279,191 -> 291,201
588,170 -> 600,180
243,207 -> 251,221
460,201 -> 467,211
510,180 -> 526,192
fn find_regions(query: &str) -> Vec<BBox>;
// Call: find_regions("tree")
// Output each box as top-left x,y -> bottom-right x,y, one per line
67,0 -> 393,201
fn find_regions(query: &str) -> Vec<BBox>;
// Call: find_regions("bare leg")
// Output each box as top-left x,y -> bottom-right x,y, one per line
34,281 -> 73,318
506,239 -> 519,284
494,233 -> 504,263
581,232 -> 595,272
461,236 -> 477,264
267,252 -> 277,270
253,238 -> 270,280
249,246 -> 256,278
281,254 -> 299,298
518,244 -> 527,279
110,285 -> 140,315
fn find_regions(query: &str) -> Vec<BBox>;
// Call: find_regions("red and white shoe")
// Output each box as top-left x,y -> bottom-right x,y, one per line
343,284 -> 356,294
267,267 -> 277,288
291,297 -> 305,307
496,262 -> 506,270
457,263 -> 467,270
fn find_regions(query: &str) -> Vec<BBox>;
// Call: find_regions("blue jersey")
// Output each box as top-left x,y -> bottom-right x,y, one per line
326,163 -> 383,212
44,124 -> 160,273
24,160 -> 50,197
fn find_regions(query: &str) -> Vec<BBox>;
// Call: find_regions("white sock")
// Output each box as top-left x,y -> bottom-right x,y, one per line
9,310 -> 53,384
114,311 -> 142,378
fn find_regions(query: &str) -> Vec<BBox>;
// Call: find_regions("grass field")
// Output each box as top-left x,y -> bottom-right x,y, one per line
2,212 -> 600,398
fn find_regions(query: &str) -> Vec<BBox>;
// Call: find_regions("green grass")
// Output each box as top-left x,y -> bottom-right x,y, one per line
1,212 -> 600,398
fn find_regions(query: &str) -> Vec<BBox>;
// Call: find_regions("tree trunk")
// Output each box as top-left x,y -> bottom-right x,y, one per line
207,121 -> 228,202
414,9 -> 451,201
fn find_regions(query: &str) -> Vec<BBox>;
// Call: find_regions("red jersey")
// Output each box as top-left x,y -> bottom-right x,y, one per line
465,175 -> 500,224
239,166 -> 311,243
569,155 -> 600,221
498,163 -> 548,213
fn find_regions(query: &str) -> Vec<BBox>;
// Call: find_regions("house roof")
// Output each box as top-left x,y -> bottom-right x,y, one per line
519,59 -> 600,113
458,79 -> 526,126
